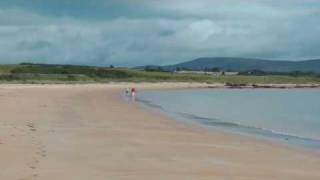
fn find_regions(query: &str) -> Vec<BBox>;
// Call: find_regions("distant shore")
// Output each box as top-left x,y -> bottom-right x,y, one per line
210,83 -> 320,89
1,64 -> 320,85
0,83 -> 320,179
1,82 -> 320,89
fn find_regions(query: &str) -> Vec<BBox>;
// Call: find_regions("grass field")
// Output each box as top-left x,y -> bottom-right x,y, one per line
0,64 -> 319,84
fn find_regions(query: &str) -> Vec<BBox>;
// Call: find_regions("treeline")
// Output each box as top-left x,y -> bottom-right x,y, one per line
144,66 -> 222,72
144,66 -> 170,72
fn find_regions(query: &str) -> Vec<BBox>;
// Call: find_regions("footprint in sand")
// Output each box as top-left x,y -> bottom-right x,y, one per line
27,123 -> 37,132
1,120 -> 40,179
24,122 -> 48,180
36,149 -> 47,158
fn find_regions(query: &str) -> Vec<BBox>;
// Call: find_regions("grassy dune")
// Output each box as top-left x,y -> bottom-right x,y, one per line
0,64 -> 319,84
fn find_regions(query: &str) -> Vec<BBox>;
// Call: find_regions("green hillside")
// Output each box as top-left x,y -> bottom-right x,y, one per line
0,63 -> 319,84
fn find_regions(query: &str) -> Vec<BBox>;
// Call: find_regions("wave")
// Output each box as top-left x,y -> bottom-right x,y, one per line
177,112 -> 320,143
135,98 -> 165,110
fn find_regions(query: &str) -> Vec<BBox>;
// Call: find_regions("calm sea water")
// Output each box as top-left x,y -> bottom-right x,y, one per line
138,88 -> 320,149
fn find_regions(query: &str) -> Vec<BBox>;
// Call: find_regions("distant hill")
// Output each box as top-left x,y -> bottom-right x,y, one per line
158,57 -> 320,73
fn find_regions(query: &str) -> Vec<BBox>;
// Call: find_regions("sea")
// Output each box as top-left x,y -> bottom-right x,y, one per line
137,88 -> 320,150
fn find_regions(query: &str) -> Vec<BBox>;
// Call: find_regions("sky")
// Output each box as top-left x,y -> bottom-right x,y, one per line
0,0 -> 320,67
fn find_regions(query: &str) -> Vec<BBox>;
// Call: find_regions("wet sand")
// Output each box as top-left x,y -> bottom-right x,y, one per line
0,83 -> 320,180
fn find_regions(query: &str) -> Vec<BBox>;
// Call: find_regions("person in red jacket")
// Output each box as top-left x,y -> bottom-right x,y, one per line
131,87 -> 136,98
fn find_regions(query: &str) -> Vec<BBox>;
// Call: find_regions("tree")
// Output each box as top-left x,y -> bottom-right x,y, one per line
211,67 -> 220,72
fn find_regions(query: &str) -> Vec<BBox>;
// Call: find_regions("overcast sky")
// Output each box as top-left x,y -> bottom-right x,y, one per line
0,0 -> 319,66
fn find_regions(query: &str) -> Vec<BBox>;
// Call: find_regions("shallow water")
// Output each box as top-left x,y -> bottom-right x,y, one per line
138,88 -> 320,149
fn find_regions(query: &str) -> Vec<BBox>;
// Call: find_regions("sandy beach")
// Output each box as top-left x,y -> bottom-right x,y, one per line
0,83 -> 320,180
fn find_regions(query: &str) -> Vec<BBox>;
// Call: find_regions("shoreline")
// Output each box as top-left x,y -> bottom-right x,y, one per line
0,82 -> 320,89
136,97 -> 320,152
134,86 -> 320,153
135,90 -> 320,152
0,83 -> 320,179
208,83 -> 320,89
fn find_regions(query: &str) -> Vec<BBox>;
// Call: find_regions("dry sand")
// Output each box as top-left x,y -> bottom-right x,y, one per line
0,83 -> 319,180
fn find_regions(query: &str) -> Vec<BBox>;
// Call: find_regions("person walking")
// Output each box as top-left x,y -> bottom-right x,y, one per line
125,88 -> 130,96
131,87 -> 136,98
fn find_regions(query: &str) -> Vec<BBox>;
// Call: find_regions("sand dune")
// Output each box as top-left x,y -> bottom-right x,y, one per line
0,84 -> 319,180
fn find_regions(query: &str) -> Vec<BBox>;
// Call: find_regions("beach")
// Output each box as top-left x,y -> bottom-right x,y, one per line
0,83 -> 320,180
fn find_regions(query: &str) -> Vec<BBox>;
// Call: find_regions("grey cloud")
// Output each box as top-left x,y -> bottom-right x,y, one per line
0,0 -> 320,66
16,40 -> 53,51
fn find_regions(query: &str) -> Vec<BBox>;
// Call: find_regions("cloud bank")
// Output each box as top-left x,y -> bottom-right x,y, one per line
0,0 -> 319,66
